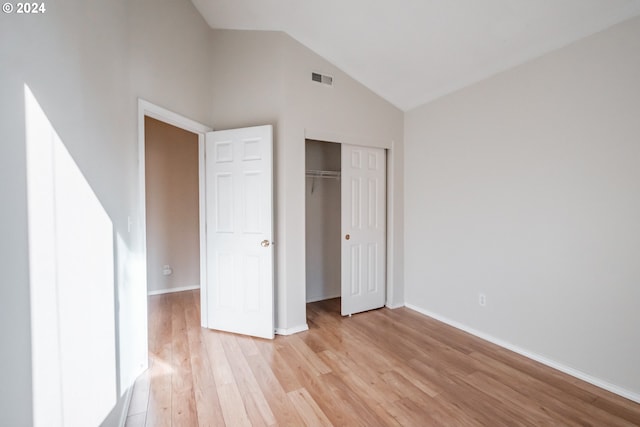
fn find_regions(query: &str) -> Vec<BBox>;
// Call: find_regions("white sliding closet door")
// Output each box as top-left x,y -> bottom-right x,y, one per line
341,144 -> 386,316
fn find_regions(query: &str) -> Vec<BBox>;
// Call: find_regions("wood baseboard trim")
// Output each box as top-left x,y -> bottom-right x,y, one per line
148,285 -> 200,296
405,303 -> 640,404
275,324 -> 309,336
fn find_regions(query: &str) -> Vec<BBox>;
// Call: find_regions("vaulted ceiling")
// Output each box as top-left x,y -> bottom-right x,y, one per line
191,0 -> 640,111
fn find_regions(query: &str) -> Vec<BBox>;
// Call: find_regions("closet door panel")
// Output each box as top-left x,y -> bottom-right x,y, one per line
341,144 -> 386,316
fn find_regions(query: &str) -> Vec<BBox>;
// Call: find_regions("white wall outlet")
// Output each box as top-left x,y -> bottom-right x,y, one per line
479,293 -> 487,307
162,265 -> 173,276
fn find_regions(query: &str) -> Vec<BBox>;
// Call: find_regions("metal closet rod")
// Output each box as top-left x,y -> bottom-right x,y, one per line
305,169 -> 341,179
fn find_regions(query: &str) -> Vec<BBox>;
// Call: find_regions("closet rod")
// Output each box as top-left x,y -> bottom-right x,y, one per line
305,169 -> 341,179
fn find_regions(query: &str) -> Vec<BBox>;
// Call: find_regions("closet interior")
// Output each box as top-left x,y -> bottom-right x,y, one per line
305,139 -> 341,304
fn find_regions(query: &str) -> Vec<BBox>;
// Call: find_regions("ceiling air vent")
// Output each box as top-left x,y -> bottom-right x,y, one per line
311,72 -> 333,86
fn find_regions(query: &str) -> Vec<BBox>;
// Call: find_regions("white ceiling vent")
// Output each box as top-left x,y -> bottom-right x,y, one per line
311,72 -> 333,87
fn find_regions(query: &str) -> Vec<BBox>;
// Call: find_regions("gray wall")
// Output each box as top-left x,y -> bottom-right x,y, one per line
210,30 -> 404,331
405,16 -> 640,397
0,0 -> 214,424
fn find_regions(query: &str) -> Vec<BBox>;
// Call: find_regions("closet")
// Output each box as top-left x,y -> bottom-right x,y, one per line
305,138 -> 388,316
305,140 -> 342,303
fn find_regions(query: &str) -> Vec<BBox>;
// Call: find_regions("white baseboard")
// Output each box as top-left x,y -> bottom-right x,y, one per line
275,323 -> 309,335
118,385 -> 134,427
306,292 -> 341,303
386,301 -> 405,309
405,303 -> 640,404
147,285 -> 200,296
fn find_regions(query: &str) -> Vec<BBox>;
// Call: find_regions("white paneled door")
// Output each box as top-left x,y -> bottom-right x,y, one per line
341,144 -> 386,316
205,125 -> 274,339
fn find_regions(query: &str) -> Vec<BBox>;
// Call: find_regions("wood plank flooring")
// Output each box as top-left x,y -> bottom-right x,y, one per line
126,290 -> 640,426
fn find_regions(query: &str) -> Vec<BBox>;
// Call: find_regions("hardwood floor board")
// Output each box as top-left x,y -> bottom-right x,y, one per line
367,403 -> 403,427
462,371 -> 574,426
319,349 -> 400,405
216,382 -> 252,427
203,330 -> 236,386
287,334 -> 331,376
391,365 -> 442,397
235,333 -> 260,357
380,369 -> 437,404
171,295 -> 194,395
131,291 -> 640,426
372,308 -> 462,355
220,333 -> 276,426
297,326 -> 335,354
381,369 -> 484,426
470,350 -> 637,426
286,388 -> 334,427
251,339 -> 303,393
333,321 -> 406,374
408,356 -> 471,392
399,307 -> 520,358
145,375 -> 171,427
171,388 -> 197,427
360,311 -> 485,380
316,371 -> 392,427
146,297 -> 172,427
284,367 -> 363,426
192,385 -> 225,427
380,397 -> 440,426
453,374 -> 559,427
244,352 -> 306,426
591,395 -> 640,426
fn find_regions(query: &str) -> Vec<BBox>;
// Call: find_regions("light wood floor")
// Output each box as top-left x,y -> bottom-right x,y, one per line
125,290 -> 640,426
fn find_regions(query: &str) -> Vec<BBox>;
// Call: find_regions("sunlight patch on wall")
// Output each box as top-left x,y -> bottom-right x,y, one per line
25,84 -> 117,427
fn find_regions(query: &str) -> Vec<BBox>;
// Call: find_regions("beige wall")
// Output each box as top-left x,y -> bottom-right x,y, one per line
405,16 -> 640,397
305,140 -> 341,302
145,117 -> 200,294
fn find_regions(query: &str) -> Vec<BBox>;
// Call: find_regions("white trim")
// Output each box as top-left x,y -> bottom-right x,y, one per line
385,302 -> 405,309
306,292 -> 341,303
137,99 -> 212,333
385,144 -> 395,308
275,324 -> 309,335
305,128 -> 391,150
147,285 -> 200,296
139,99 -> 211,135
405,303 -> 640,404
118,386 -> 134,427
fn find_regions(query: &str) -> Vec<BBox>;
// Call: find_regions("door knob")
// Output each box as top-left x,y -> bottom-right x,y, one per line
261,240 -> 270,247
345,234 -> 350,240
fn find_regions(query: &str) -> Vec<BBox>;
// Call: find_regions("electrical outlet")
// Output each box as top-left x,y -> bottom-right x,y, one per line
479,293 -> 487,307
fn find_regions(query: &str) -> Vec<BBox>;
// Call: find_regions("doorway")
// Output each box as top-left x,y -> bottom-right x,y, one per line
144,117 -> 200,296
138,100 -> 211,336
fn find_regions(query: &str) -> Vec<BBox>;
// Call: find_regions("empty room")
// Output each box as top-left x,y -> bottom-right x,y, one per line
2,0 -> 640,426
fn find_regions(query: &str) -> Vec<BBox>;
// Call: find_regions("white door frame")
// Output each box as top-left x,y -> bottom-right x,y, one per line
137,99 -> 212,328
304,129 -> 399,309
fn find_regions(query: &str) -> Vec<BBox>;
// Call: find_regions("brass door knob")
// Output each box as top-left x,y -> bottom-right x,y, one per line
345,234 -> 350,240
261,240 -> 270,247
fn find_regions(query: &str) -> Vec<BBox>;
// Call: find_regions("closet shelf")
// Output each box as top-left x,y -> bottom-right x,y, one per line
305,169 -> 341,179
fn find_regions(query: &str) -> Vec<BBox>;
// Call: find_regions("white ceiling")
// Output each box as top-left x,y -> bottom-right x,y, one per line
191,0 -> 640,111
